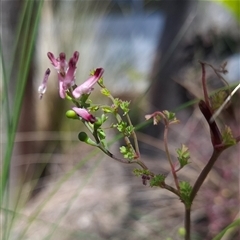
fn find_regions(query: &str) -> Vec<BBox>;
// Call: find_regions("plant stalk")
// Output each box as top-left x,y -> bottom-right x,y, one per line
185,205 -> 191,240
190,149 -> 223,202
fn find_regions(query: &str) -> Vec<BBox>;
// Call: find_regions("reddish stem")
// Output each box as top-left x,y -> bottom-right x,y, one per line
163,122 -> 180,191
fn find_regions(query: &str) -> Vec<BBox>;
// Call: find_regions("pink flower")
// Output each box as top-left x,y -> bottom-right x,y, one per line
72,68 -> 104,99
38,68 -> 51,99
39,51 -> 79,99
39,51 -> 104,100
72,107 -> 96,123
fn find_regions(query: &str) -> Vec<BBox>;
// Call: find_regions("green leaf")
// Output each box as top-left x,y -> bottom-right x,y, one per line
88,105 -> 99,112
125,125 -> 135,137
176,144 -> 191,168
212,218 -> 240,240
101,106 -> 113,113
97,129 -> 106,140
101,114 -> 108,123
222,126 -> 236,146
79,93 -> 91,106
163,110 -> 179,124
210,90 -> 228,112
179,181 -> 192,208
101,88 -> 110,97
93,118 -> 102,130
150,174 -> 166,187
98,76 -> 104,86
119,100 -> 130,115
163,110 -> 175,120
113,121 -> 127,133
119,145 -> 135,159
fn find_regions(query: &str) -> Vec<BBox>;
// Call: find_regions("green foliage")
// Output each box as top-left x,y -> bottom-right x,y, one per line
113,121 -> 127,133
119,145 -> 135,159
101,88 -> 110,97
176,144 -> 191,168
162,110 -> 179,123
210,90 -> 228,111
125,125 -> 135,136
119,100 -> 130,115
113,121 -> 134,137
101,106 -> 113,113
97,75 -> 104,86
88,105 -> 99,112
222,126 -> 236,146
163,110 -> 176,121
97,129 -> 106,141
100,114 -> 108,123
113,98 -> 121,107
1,0 -> 44,207
93,115 -> 108,130
79,93 -> 91,107
93,118 -> 103,130
150,174 -> 166,187
179,181 -> 192,208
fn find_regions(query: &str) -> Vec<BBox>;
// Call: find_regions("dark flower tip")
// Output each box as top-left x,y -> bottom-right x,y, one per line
46,68 -> 51,75
47,52 -> 54,58
94,68 -> 104,77
88,115 -> 96,124
59,52 -> 66,60
73,51 -> 79,61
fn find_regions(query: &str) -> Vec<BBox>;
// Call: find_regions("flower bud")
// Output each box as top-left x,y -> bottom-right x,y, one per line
66,110 -> 78,119
78,132 -> 97,146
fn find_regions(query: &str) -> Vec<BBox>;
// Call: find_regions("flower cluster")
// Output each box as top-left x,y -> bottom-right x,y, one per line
38,51 -> 104,123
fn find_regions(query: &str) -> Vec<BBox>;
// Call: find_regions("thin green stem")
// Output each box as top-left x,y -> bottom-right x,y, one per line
126,113 -> 140,158
98,145 -> 149,170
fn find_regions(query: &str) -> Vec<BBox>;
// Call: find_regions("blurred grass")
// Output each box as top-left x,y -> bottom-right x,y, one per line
1,1 -> 43,239
18,149 -> 101,240
212,218 -> 240,240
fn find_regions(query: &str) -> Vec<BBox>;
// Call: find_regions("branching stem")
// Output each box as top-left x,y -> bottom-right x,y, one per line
190,149 -> 223,202
126,113 -> 140,158
163,121 -> 180,191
